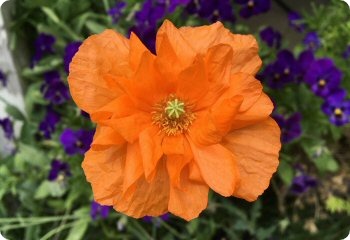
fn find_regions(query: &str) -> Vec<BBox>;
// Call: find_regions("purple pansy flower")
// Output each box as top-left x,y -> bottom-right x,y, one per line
187,0 -> 235,22
41,71 -> 70,105
273,113 -> 302,143
342,45 -> 350,59
296,50 -> 315,82
304,58 -> 342,98
39,107 -> 60,139
48,159 -> 71,181
260,50 -> 299,88
64,42 -> 82,73
143,213 -> 170,226
236,0 -> 270,19
260,27 -> 282,49
0,118 -> 14,140
60,128 -> 94,155
32,33 -> 56,65
303,32 -> 321,52
107,1 -> 126,23
322,90 -> 350,126
288,11 -> 305,32
90,201 -> 111,220
0,70 -> 7,87
290,174 -> 317,195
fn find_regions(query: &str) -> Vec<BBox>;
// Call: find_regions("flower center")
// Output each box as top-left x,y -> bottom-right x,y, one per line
248,0 -> 254,8
152,95 -> 195,136
165,99 -> 185,119
284,68 -> 290,75
318,79 -> 326,87
334,108 -> 343,116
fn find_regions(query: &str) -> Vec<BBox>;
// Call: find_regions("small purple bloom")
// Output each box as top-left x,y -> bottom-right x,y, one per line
90,201 -> 111,220
143,213 -> 170,226
135,0 -> 166,26
48,159 -> 71,181
260,27 -> 282,49
273,113 -> 302,143
64,42 -> 82,73
342,45 -> 350,59
39,107 -> 60,139
33,33 -> 56,65
322,90 -> 350,126
236,0 -> 270,19
108,2 -> 126,23
0,70 -> 7,87
168,0 -> 191,12
0,118 -> 14,140
60,128 -> 94,155
305,58 -> 342,98
288,11 -> 305,32
290,174 -> 317,195
41,71 -> 70,105
260,50 -> 299,88
187,0 -> 235,22
296,50 -> 315,82
303,32 -> 321,52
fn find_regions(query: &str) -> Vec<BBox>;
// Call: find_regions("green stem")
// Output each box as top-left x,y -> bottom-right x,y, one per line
159,220 -> 186,239
39,221 -> 76,240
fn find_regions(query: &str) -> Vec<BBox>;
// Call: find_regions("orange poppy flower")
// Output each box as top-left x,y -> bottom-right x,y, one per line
68,20 -> 281,221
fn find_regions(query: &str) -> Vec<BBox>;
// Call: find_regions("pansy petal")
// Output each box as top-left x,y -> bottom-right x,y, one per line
223,118 -> 281,201
68,30 -> 130,113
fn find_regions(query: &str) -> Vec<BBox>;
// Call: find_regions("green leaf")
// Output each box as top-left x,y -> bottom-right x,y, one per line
85,20 -> 107,34
65,219 -> 89,240
34,181 -> 51,199
277,161 -> 294,185
14,143 -> 47,168
5,104 -> 26,121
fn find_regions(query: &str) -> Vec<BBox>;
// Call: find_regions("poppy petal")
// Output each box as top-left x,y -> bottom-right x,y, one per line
231,92 -> 274,130
82,146 -> 126,205
168,166 -> 209,221
139,127 -> 164,181
223,118 -> 281,201
179,22 -> 262,75
91,125 -> 125,151
68,30 -> 130,113
189,140 -> 239,197
114,159 -> 170,218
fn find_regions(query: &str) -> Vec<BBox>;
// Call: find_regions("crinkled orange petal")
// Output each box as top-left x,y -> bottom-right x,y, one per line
114,159 -> 170,218
195,44 -> 233,110
105,111 -> 151,143
82,146 -> 126,205
91,125 -> 125,151
215,72 -> 262,112
162,134 -> 184,155
139,127 -> 164,181
129,32 -> 152,71
189,96 -> 243,146
223,118 -> 281,201
179,22 -> 262,75
122,141 -> 143,196
231,92 -> 274,130
188,139 -> 240,197
68,30 -> 130,113
90,95 -> 136,123
166,154 -> 189,188
156,20 -> 196,67
168,166 -> 209,221
176,56 -> 209,105
188,161 -> 205,183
